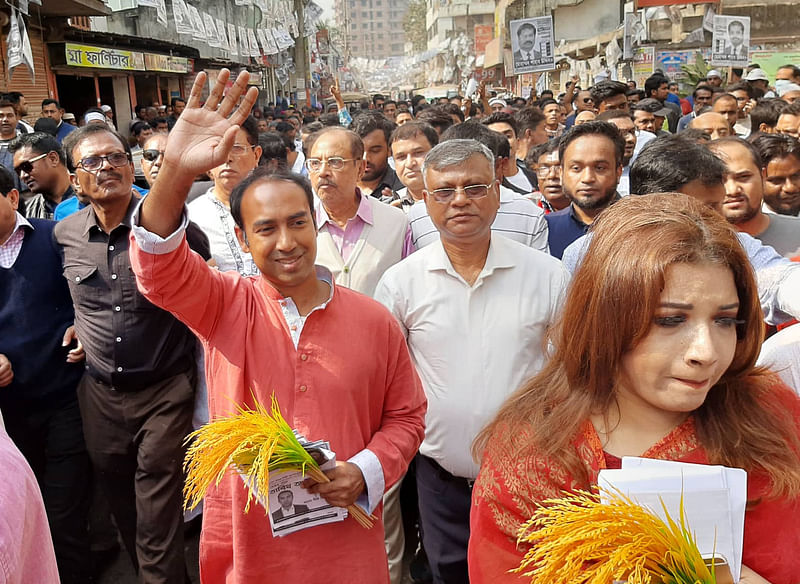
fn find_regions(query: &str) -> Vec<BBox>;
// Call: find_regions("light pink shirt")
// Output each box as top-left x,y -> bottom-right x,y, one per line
0,213 -> 32,269
0,427 -> 59,584
315,192 -> 414,261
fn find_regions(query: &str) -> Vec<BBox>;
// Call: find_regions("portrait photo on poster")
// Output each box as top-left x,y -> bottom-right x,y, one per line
510,16 -> 555,75
711,15 -> 750,68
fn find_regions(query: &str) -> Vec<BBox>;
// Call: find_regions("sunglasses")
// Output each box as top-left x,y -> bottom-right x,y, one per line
14,151 -> 49,175
142,149 -> 165,162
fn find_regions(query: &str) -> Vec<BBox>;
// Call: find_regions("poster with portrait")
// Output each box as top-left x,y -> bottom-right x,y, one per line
711,15 -> 749,67
510,16 -> 555,75
623,11 -> 646,61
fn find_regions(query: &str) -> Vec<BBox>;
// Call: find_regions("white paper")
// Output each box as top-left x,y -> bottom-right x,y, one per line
598,457 -> 746,582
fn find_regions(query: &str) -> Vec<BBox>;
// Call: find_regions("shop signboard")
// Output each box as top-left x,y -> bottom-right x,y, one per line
65,43 -> 145,71
474,25 -> 493,55
144,53 -> 192,74
632,46 -> 654,88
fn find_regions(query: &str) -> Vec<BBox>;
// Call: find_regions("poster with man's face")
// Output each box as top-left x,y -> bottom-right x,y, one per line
711,15 -> 750,67
510,16 -> 555,75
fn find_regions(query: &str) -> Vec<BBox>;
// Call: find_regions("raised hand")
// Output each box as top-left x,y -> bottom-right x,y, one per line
163,68 -> 259,180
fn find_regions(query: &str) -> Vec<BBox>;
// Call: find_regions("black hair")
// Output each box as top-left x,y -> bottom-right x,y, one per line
372,94 -> 385,105
135,104 -> 147,116
538,98 -> 558,110
526,139 -> 559,168
778,64 -> 800,79
350,110 -> 397,145
440,102 -> 465,123
33,118 -> 59,138
275,121 -> 294,135
558,121 -> 626,168
726,82 -> 753,98
595,110 -> 633,123
708,136 -> 762,170
693,84 -> 713,98
0,165 -> 16,195
229,168 -> 315,230
257,132 -> 289,168
590,80 -> 629,107
626,89 -> 646,100
8,132 -> 66,164
482,112 -> 519,137
389,121 -> 439,149
750,99 -> 788,132
41,98 -> 61,109
441,120 -> 504,158
62,124 -> 132,172
514,106 -> 546,133
411,95 -> 427,108
416,108 -> 455,135
630,134 -> 725,194
239,115 -> 260,146
318,113 -> 341,127
171,97 -> 186,107
131,121 -> 152,136
644,74 -> 669,99
750,133 -> 800,168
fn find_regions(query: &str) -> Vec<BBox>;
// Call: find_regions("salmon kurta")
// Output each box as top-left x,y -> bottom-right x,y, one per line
130,233 -> 427,583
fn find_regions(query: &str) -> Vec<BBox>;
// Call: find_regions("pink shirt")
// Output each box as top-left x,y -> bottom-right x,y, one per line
0,427 -> 59,584
129,219 -> 427,584
316,192 -> 414,261
0,213 -> 31,269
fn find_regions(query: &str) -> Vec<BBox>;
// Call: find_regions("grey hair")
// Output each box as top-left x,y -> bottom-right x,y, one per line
421,139 -> 495,189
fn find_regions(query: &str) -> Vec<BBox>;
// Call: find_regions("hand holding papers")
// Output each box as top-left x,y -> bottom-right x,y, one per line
183,395 -> 377,536
598,458 -> 746,582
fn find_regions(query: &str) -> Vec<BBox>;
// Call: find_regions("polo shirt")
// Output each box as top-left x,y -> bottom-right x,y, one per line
544,203 -> 591,260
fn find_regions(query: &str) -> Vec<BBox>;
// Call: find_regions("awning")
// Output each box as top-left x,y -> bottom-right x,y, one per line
36,0 -> 110,17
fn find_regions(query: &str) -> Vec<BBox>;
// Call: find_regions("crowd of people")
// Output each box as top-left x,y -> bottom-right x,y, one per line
1,62 -> 800,584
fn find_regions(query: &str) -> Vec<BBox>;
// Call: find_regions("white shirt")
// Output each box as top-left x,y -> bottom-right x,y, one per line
504,166 -> 534,194
374,235 -> 568,478
291,150 -> 306,175
187,190 -> 259,276
407,185 -> 549,253
757,325 -> 800,394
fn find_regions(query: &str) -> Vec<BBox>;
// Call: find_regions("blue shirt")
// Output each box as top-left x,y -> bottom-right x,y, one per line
55,185 -> 148,220
544,204 -> 591,260
55,122 -> 76,144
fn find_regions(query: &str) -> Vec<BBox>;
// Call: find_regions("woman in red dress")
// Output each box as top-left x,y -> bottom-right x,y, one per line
469,193 -> 800,584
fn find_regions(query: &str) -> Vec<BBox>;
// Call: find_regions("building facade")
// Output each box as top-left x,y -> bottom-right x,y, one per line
334,0 -> 408,60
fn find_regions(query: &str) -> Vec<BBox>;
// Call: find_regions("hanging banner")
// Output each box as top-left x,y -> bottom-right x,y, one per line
188,5 -> 206,41
172,0 -> 193,35
272,26 -> 294,51
711,15 -> 750,68
623,12 -> 646,61
247,29 -> 261,57
474,25 -> 492,55
315,29 -> 329,56
510,16 -> 555,75
228,23 -> 239,56
138,0 -> 168,27
18,10 -> 35,81
216,18 -> 230,51
238,26 -> 250,58
7,7 -> 23,79
258,29 -> 279,56
636,0 -> 714,6
143,53 -> 192,73
203,13 -> 220,48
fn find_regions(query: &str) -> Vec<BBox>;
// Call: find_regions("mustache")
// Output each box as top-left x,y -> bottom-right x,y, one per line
316,179 -> 337,188
96,170 -> 123,183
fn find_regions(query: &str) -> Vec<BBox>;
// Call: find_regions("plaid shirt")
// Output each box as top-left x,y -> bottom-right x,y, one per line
0,212 -> 32,268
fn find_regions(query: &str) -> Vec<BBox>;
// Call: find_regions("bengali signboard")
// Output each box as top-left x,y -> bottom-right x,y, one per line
474,24 -> 493,55
65,43 -> 145,70
65,43 -> 191,74
632,46 -> 654,88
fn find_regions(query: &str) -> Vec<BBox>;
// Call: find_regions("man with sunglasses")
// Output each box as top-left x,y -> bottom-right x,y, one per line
54,123 -> 210,584
9,132 -> 74,219
374,139 -> 568,584
306,126 -> 411,297
188,115 -> 262,276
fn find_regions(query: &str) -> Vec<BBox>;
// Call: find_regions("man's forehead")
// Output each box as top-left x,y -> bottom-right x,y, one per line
144,135 -> 167,149
426,156 -> 492,180
392,135 -> 431,153
76,132 -> 124,155
311,132 -> 352,155
767,154 -> 800,171
538,151 -> 559,164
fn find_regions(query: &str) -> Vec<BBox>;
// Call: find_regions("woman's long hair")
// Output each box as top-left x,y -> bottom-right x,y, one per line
474,193 -> 800,497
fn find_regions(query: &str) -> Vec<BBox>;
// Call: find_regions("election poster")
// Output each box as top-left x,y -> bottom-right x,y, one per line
510,16 -> 555,75
711,15 -> 749,68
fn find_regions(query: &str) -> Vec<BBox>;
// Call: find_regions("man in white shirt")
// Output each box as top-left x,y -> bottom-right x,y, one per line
408,122 -> 549,252
188,116 -> 262,276
482,112 -> 537,196
306,126 -> 411,297
382,121 -> 439,213
375,139 -> 568,584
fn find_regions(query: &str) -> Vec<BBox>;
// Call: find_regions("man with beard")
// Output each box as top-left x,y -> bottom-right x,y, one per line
544,121 -> 624,259
526,141 -> 569,213
710,137 -> 800,257
9,133 -> 75,219
595,110 -> 647,196
751,133 -> 800,216
308,126 -> 411,297
351,112 -> 404,199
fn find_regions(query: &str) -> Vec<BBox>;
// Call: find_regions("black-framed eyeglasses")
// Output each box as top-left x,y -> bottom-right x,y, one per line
142,149 -> 165,162
426,182 -> 494,203
14,151 -> 49,175
76,152 -> 131,172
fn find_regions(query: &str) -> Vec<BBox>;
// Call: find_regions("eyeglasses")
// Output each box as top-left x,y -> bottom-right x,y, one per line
305,157 -> 357,173
142,149 -> 165,162
535,165 -> 561,177
14,151 -> 49,175
76,152 -> 130,172
426,182 -> 494,203
229,144 -> 257,158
